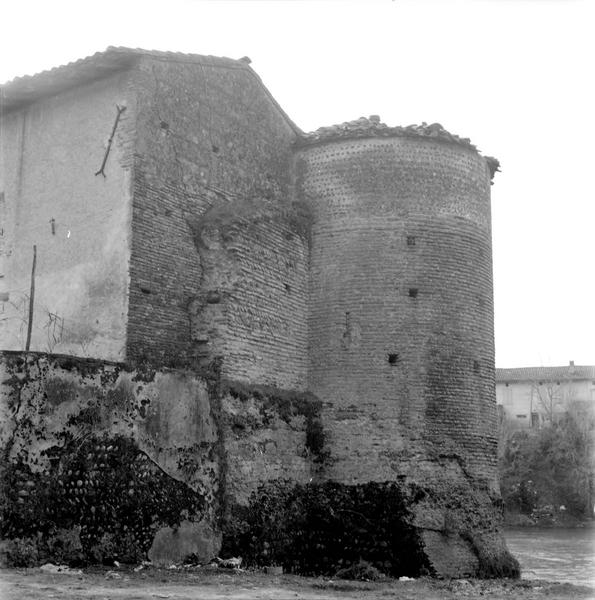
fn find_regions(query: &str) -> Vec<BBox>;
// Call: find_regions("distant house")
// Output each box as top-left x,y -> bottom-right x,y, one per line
496,362 -> 595,429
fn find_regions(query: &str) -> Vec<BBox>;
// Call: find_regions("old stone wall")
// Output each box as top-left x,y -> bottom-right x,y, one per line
0,351 -> 314,562
0,73 -> 135,361
124,56 -> 308,390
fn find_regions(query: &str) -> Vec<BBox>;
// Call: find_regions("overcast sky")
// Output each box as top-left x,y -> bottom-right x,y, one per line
2,0 -> 593,368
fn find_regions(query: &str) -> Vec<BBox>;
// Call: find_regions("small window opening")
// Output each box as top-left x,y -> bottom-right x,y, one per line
159,121 -> 169,130
408,288 -> 418,298
406,235 -> 416,246
212,144 -> 220,153
473,360 -> 480,373
388,353 -> 400,365
140,286 -> 152,295
284,283 -> 291,293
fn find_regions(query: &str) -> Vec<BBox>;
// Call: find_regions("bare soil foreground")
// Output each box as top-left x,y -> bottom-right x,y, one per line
0,567 -> 593,600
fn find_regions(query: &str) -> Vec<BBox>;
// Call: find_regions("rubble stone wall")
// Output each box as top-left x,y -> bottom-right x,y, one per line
0,351 -> 313,562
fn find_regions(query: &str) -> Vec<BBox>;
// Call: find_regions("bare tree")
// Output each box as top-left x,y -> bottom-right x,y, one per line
530,375 -> 576,426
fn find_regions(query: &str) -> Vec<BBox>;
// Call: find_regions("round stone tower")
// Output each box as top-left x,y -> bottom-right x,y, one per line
295,118 -> 500,489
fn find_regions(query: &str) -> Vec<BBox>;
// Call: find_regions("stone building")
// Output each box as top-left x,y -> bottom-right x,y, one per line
496,362 -> 595,429
0,48 -> 514,577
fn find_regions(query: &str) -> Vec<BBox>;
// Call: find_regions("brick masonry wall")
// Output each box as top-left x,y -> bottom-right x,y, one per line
124,57 -> 307,389
189,209 -> 309,389
294,136 -> 497,487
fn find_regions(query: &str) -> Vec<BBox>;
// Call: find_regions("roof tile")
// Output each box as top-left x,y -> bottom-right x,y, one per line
496,365 -> 595,382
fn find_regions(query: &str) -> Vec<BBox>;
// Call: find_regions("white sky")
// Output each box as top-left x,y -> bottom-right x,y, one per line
1,0 -> 593,368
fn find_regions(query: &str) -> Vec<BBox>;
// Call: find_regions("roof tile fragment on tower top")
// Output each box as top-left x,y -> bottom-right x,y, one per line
299,115 -> 477,150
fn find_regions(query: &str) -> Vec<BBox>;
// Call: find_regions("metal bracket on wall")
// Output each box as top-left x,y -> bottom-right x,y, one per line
95,105 -> 127,178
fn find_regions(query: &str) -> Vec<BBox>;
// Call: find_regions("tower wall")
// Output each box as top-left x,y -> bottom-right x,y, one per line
295,135 -> 497,486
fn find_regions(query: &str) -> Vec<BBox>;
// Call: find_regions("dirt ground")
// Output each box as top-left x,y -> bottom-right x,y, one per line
0,566 -> 593,600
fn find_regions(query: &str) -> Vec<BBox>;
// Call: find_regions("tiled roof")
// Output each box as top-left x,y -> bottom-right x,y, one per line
300,115 -> 476,150
0,47 -> 301,134
0,47 -> 244,110
298,116 -> 498,180
496,365 -> 595,383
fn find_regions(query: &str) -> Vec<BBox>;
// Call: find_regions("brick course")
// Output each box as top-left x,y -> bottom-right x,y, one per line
125,57 -> 306,390
295,136 -> 496,485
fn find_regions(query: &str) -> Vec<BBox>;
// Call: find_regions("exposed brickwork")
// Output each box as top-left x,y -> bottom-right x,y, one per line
124,58 -> 305,390
188,207 -> 308,389
295,136 -> 495,484
1,49 -> 515,577
293,135 -> 505,575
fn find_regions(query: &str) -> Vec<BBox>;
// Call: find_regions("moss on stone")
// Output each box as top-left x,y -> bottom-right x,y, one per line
0,434 -> 206,566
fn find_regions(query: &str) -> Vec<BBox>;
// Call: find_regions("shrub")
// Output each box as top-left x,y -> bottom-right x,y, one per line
221,479 -> 427,577
6,537 -> 39,567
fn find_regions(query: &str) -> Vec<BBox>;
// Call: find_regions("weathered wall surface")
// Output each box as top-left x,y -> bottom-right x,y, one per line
0,351 -> 313,559
0,73 -> 135,360
295,136 -> 496,486
188,206 -> 309,390
220,385 -> 314,506
124,57 -> 308,390
0,352 -> 218,502
293,135 -> 509,577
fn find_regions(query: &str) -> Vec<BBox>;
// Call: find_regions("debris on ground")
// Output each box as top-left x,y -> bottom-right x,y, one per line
334,559 -> 383,581
38,563 -> 83,575
263,565 -> 283,575
216,557 -> 242,569
105,570 -> 123,579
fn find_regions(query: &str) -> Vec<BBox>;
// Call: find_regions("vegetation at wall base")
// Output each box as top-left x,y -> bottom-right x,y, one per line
221,479 -> 429,578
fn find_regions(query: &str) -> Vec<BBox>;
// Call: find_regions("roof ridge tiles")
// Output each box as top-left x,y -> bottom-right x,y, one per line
0,47 -> 302,134
298,115 -> 480,152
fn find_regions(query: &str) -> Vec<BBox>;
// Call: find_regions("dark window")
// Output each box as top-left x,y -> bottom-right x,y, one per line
407,235 -> 416,246
408,288 -> 418,298
388,353 -> 400,365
